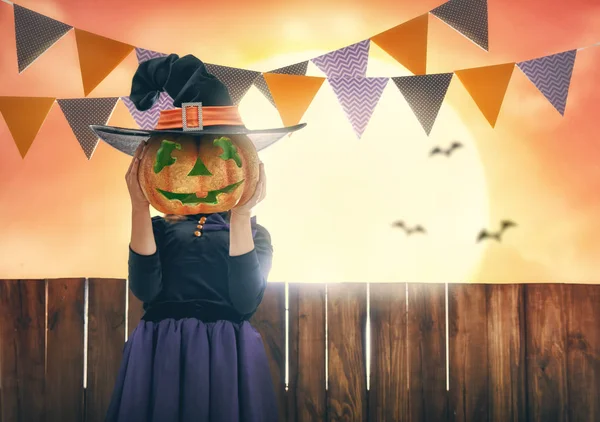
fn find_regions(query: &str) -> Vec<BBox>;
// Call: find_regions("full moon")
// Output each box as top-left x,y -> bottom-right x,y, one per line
235,50 -> 490,283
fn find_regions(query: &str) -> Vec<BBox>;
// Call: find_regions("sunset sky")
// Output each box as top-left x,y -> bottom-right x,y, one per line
0,0 -> 599,283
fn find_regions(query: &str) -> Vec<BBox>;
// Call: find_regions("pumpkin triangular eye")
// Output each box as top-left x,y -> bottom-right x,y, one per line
154,140 -> 181,173
187,155 -> 213,176
214,136 -> 242,168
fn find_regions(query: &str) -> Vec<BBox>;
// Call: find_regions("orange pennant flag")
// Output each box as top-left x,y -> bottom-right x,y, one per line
455,63 -> 515,127
370,13 -> 429,75
263,73 -> 325,127
74,29 -> 134,96
0,97 -> 55,158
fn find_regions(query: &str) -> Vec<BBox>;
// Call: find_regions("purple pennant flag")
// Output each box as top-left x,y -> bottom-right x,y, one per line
431,0 -> 489,51
392,73 -> 454,135
204,63 -> 260,105
311,40 -> 371,79
517,50 -> 577,115
135,47 -> 168,64
121,92 -> 176,130
57,98 -> 119,159
328,77 -> 389,139
14,4 -> 72,73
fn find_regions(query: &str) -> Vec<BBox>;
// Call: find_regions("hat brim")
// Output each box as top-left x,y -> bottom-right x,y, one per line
90,123 -> 307,156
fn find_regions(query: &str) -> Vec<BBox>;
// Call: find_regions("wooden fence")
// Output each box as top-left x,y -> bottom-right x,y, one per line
0,280 -> 598,422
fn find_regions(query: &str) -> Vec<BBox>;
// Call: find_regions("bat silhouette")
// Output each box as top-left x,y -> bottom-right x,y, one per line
392,220 -> 426,235
430,141 -> 463,157
477,220 -> 517,242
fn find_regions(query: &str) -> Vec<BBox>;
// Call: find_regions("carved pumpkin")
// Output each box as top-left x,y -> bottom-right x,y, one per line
138,133 -> 260,214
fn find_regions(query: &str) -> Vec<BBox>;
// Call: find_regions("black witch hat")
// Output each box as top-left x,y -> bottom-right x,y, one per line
90,54 -> 306,156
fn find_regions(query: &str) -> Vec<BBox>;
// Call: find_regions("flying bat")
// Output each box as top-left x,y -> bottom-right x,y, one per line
430,141 -> 463,157
392,220 -> 426,235
477,220 -> 517,242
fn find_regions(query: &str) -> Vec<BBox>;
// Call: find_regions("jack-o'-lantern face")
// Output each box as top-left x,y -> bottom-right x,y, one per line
138,134 -> 260,215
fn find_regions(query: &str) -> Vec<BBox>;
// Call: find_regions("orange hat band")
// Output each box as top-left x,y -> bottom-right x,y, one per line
155,103 -> 244,131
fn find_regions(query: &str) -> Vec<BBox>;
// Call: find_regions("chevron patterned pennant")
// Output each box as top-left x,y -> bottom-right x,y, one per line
517,50 -> 577,115
311,40 -> 371,79
328,77 -> 389,138
135,47 -> 168,64
121,91 -> 175,130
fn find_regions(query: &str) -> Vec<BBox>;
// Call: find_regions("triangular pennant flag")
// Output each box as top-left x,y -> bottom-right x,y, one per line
328,77 -> 389,138
517,50 -> 576,115
0,97 -> 55,158
253,74 -> 276,107
371,14 -> 429,75
392,73 -> 453,135
263,73 -> 325,127
135,47 -> 168,64
455,63 -> 514,127
57,98 -> 118,159
311,40 -> 371,79
13,5 -> 72,73
269,61 -> 309,75
204,63 -> 260,105
74,29 -> 134,96
122,91 -> 175,130
431,0 -> 489,50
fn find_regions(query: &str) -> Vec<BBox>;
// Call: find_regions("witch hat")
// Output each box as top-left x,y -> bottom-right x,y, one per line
90,54 -> 306,156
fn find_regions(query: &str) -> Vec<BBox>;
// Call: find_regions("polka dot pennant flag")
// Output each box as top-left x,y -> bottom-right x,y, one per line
311,40 -> 371,79
204,63 -> 260,105
392,73 -> 454,135
135,47 -> 168,64
431,0 -> 489,51
327,77 -> 389,139
57,98 -> 119,159
121,91 -> 175,130
517,50 -> 577,116
13,4 -> 72,73
254,61 -> 310,107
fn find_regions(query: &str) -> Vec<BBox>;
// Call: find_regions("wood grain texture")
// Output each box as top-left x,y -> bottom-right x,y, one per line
327,283 -> 367,422
407,283 -> 448,422
525,284 -> 568,422
487,284 -> 527,422
45,278 -> 85,422
448,284 -> 488,422
0,280 -> 45,422
86,278 -> 126,422
288,283 -> 327,422
127,287 -> 144,338
565,284 -> 600,422
250,282 -> 287,421
368,283 -> 408,422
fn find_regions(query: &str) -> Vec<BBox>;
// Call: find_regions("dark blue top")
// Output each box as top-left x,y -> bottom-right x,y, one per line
128,212 -> 273,321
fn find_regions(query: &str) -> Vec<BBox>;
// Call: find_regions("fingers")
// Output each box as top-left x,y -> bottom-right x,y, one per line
126,141 -> 146,178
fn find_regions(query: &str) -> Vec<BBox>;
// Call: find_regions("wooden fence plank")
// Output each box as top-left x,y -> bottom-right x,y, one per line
448,284 -> 488,422
0,280 -> 45,422
566,284 -> 600,422
127,287 -> 144,338
525,284 -> 568,422
86,278 -> 126,422
327,283 -> 367,422
288,283 -> 326,422
250,282 -> 286,421
407,283 -> 448,422
369,283 -> 408,422
487,285 -> 527,422
46,278 -> 85,422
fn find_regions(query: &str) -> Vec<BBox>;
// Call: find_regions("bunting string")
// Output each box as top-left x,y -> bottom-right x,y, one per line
0,0 -> 598,159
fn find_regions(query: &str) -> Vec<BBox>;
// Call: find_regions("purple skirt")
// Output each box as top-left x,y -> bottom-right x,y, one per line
105,318 -> 279,422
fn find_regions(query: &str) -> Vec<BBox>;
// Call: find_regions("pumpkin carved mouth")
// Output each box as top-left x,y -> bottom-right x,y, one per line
153,137 -> 245,206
